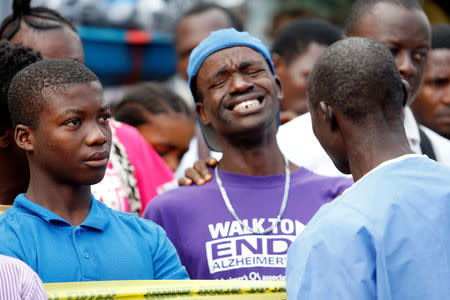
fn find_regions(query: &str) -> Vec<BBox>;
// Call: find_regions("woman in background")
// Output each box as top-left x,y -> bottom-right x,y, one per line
114,82 -> 196,172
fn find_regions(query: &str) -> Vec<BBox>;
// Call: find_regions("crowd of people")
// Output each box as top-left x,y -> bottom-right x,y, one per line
0,0 -> 449,299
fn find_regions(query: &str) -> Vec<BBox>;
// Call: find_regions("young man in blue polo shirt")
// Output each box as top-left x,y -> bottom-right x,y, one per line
0,59 -> 189,283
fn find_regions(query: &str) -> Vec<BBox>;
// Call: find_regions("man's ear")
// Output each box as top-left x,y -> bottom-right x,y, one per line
195,102 -> 212,127
14,125 -> 34,152
274,75 -> 283,102
401,79 -> 410,107
319,101 -> 337,131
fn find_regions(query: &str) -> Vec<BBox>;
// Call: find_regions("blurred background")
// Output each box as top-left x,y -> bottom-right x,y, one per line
1,0 -> 448,92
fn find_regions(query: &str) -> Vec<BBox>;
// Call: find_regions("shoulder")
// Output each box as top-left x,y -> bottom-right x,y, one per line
294,167 -> 352,187
288,197 -> 376,269
151,179 -> 216,206
0,206 -> 29,229
0,208 -> 32,259
143,182 -> 215,218
105,203 -> 165,235
0,254 -> 34,272
331,156 -> 450,223
0,254 -> 46,297
291,168 -> 353,199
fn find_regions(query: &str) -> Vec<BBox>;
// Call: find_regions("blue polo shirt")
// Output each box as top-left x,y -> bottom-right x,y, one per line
0,194 -> 189,283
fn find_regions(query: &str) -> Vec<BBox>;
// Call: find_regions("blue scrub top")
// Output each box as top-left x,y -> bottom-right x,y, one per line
0,194 -> 189,283
286,155 -> 450,300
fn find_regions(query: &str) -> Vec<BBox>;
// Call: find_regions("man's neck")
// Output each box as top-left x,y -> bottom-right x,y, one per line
0,154 -> 28,205
346,125 -> 414,182
219,137 -> 298,175
26,168 -> 92,226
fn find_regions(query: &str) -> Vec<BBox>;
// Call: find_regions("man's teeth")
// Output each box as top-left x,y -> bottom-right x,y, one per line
232,99 -> 260,111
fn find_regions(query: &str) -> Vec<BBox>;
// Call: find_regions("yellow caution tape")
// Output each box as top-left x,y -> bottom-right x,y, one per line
45,280 -> 287,299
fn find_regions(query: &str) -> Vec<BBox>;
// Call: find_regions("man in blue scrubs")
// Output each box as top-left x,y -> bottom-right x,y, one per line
286,37 -> 450,299
0,59 -> 189,282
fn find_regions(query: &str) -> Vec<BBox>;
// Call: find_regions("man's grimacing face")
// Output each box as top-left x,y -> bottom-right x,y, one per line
195,46 -> 282,142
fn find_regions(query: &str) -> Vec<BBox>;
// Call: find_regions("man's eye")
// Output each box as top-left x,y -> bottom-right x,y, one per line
388,48 -> 399,56
100,113 -> 111,122
413,52 -> 427,61
65,119 -> 81,127
210,79 -> 226,88
431,78 -> 448,87
247,69 -> 264,75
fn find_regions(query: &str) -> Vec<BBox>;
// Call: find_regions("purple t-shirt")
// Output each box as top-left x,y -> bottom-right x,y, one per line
143,167 -> 352,280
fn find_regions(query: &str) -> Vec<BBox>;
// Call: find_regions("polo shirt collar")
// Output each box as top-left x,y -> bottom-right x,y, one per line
14,193 -> 109,231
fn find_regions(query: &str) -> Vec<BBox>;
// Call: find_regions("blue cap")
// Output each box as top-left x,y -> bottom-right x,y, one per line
187,28 -> 276,152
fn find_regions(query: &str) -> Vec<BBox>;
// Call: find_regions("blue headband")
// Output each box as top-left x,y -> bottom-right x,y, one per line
187,28 -> 275,95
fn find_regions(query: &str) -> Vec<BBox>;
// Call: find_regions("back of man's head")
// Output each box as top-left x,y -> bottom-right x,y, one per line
272,18 -> 341,64
8,59 -> 99,129
0,40 -> 42,127
345,0 -> 423,35
308,37 -> 404,125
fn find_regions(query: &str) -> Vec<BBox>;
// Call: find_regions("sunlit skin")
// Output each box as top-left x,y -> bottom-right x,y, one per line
137,113 -> 196,171
16,82 -> 111,225
412,49 -> 450,139
11,23 -> 85,63
276,42 -> 328,120
348,2 -> 430,105
176,9 -> 233,81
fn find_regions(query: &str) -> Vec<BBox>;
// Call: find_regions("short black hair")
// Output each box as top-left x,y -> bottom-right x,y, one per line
176,2 -> 243,33
0,0 -> 77,40
308,37 -> 404,125
0,40 -> 42,126
114,82 -> 193,127
431,24 -> 450,49
345,0 -> 423,35
8,59 -> 99,129
271,18 -> 342,64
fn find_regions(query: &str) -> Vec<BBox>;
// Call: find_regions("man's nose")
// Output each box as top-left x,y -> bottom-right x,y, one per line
86,122 -> 108,146
229,73 -> 253,95
397,52 -> 416,78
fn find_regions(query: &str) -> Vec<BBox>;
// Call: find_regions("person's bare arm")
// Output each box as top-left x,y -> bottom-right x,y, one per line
178,157 -> 218,186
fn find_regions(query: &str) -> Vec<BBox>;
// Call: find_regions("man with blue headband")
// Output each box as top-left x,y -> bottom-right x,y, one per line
143,28 -> 351,279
